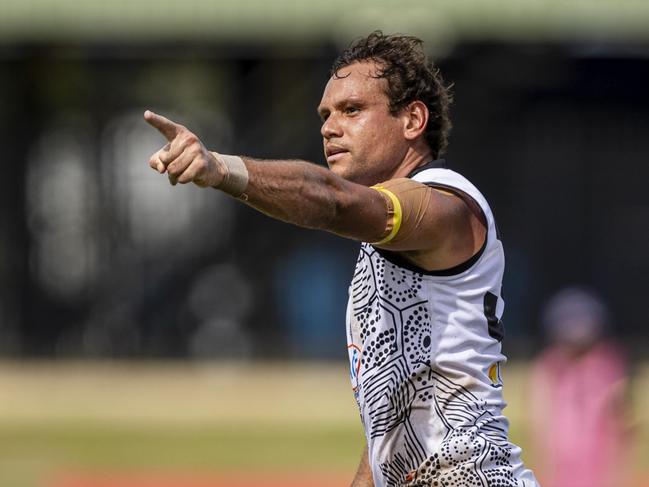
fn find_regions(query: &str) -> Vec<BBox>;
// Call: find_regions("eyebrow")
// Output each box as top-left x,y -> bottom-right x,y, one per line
316,96 -> 367,117
316,105 -> 328,120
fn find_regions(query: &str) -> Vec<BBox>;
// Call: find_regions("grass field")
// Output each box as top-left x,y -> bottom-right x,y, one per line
0,361 -> 647,487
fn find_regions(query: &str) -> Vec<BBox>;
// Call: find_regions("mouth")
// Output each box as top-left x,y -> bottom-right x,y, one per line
325,146 -> 349,163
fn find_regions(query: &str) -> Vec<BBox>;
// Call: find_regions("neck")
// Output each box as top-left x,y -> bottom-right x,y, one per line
391,142 -> 434,179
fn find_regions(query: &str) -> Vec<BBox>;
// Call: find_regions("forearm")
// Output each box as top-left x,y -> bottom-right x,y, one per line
235,156 -> 386,242
142,111 -> 388,243
351,445 -> 374,487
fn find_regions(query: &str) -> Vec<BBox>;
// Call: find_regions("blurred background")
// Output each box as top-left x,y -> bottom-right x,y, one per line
0,1 -> 648,486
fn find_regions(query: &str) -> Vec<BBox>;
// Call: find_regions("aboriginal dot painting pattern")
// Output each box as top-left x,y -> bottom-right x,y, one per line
349,244 -> 516,487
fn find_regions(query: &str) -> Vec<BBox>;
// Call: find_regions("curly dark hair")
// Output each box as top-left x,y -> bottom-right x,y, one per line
331,31 -> 453,159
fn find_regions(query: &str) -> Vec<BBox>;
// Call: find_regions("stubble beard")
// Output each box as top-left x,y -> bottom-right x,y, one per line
329,152 -> 398,187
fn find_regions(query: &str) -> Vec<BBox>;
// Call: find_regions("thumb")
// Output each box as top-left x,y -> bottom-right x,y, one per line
144,110 -> 182,141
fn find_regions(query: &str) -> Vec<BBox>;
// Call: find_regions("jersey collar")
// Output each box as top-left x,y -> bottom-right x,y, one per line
408,159 -> 447,178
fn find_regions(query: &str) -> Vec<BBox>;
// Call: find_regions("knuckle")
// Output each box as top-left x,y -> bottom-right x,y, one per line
159,148 -> 172,161
178,172 -> 192,184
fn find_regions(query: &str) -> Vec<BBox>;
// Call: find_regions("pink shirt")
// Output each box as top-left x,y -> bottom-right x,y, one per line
531,342 -> 627,487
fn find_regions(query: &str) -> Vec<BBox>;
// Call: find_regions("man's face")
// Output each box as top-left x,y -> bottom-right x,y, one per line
317,61 -> 408,186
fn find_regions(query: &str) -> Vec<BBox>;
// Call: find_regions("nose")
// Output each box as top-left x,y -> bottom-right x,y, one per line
321,113 -> 342,139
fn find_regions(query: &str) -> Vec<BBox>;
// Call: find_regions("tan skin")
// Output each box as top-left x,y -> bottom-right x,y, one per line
144,60 -> 486,487
318,61 -> 428,185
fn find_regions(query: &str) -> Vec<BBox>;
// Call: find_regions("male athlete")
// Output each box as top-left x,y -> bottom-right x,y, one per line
144,32 -> 539,487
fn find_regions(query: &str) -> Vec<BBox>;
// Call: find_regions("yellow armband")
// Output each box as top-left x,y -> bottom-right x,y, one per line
371,185 -> 403,245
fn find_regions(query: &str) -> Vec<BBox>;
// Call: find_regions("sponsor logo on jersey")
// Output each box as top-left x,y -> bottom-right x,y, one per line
489,361 -> 503,387
348,344 -> 362,392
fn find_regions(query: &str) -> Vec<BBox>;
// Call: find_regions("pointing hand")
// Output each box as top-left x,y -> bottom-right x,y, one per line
144,110 -> 224,188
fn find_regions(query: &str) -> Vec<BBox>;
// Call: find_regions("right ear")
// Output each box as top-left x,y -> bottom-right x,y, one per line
401,101 -> 429,141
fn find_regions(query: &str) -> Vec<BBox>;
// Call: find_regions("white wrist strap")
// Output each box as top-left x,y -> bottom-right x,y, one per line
213,153 -> 249,198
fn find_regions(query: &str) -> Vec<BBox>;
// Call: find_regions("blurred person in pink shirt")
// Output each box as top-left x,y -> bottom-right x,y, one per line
530,287 -> 629,487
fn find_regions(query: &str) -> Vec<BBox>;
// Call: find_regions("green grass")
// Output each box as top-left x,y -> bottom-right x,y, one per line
0,422 -> 363,468
0,421 -> 364,487
0,362 -> 365,487
0,361 -> 646,487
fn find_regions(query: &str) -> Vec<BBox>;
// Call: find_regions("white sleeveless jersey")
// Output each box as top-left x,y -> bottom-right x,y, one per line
346,162 -> 539,487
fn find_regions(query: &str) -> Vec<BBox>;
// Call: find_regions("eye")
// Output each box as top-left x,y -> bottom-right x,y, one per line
344,106 -> 360,115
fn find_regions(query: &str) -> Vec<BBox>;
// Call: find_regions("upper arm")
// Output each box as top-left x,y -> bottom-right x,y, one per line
369,178 -> 487,271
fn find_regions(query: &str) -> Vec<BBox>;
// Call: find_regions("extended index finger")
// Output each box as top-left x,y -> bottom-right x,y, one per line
144,110 -> 182,141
